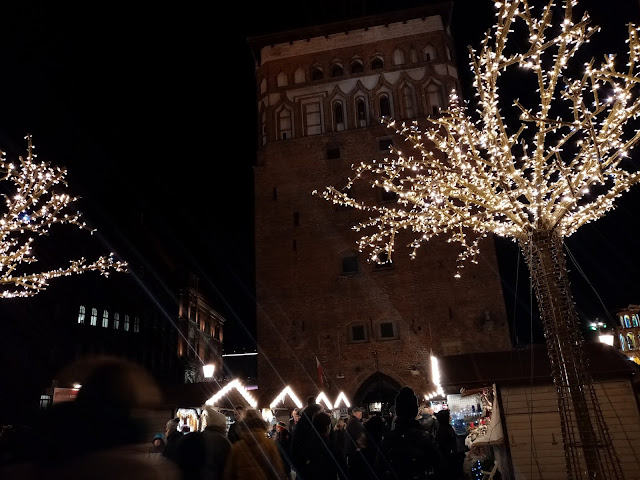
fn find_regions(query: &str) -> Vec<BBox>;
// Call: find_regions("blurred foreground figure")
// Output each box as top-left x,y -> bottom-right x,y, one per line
1,356 -> 181,480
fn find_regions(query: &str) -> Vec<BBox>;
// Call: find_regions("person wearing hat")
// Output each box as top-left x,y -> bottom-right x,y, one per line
274,420 -> 292,477
201,406 -> 232,480
162,417 -> 183,465
148,433 -> 166,460
376,386 -> 445,480
344,406 -> 367,479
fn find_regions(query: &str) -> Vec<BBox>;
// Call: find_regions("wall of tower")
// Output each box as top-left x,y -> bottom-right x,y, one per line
252,10 -> 512,403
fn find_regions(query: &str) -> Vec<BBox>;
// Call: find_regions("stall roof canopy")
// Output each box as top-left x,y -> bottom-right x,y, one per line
438,342 -> 640,390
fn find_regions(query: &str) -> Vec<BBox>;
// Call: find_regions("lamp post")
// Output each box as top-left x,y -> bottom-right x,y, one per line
203,364 -> 215,380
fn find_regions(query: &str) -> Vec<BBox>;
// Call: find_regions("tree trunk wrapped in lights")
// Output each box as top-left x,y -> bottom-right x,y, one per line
0,135 -> 127,298
316,1 -> 640,478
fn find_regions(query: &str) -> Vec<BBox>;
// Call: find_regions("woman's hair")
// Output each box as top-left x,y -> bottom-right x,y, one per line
243,408 -> 267,431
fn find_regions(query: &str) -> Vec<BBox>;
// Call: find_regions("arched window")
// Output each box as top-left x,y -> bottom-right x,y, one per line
627,333 -> 637,350
134,316 -> 140,333
261,110 -> 267,146
393,49 -> 405,65
624,315 -> 631,327
633,314 -> 639,327
294,67 -> 305,84
331,63 -> 344,77
311,67 -> 324,81
426,83 -> 443,116
277,71 -> 288,87
333,102 -> 345,131
90,308 -> 98,326
124,314 -> 130,332
371,56 -> 384,70
356,97 -> 367,127
77,305 -> 86,324
351,59 -> 364,74
423,45 -> 436,61
620,334 -> 626,350
619,315 -> 626,328
102,310 -> 109,328
402,85 -> 416,119
114,313 -> 120,329
379,95 -> 391,117
277,107 -> 293,140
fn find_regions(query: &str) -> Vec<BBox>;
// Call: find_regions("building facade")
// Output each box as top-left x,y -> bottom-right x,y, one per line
614,305 -> 640,364
249,4 -> 512,408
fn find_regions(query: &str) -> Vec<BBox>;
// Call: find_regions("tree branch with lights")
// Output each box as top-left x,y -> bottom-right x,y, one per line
317,1 -> 639,478
0,135 -> 127,298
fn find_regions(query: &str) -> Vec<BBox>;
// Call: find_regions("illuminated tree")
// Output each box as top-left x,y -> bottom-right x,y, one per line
318,1 -> 640,478
0,135 -> 127,298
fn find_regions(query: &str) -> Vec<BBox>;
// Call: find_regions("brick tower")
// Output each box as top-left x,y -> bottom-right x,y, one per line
248,3 -> 512,408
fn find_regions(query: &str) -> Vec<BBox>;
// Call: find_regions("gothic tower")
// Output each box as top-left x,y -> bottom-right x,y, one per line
248,3 -> 512,408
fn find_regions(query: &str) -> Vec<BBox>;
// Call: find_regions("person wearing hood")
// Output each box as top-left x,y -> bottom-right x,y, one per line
201,406 -> 232,480
376,386 -> 445,480
223,409 -> 287,480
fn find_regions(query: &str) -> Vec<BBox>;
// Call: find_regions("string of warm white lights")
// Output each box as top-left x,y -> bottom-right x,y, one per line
316,0 -> 640,276
0,135 -> 127,297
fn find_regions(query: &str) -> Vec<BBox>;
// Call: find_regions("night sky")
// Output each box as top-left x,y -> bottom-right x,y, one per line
0,0 -> 639,351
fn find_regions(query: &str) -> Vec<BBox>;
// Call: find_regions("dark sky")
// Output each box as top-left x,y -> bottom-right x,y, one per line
0,0 -> 638,349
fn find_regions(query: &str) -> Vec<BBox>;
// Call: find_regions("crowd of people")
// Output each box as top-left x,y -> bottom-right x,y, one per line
0,356 -> 467,480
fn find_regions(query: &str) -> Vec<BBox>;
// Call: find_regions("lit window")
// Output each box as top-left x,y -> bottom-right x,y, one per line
102,310 -> 109,328
393,48 -> 405,65
620,334 -> 626,351
624,315 -> 631,328
627,333 -> 636,350
114,313 -> 120,330
124,315 -> 130,332
77,305 -> 86,324
633,314 -> 639,327
90,308 -> 97,326
134,316 -> 140,333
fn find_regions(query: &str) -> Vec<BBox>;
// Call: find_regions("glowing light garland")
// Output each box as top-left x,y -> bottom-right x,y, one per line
0,135 -> 127,297
269,386 -> 303,409
205,379 -> 258,408
333,391 -> 351,409
315,391 -> 333,409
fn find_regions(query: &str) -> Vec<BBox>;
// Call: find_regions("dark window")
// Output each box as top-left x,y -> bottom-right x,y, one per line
379,96 -> 391,117
379,139 -> 393,151
311,67 -> 324,81
371,57 -> 384,69
351,325 -> 366,342
380,188 -> 398,203
351,60 -> 364,73
293,212 -> 300,226
334,103 -> 344,124
380,322 -> 395,338
374,251 -> 392,269
327,147 -> 341,159
331,64 -> 344,77
357,99 -> 366,122
341,254 -> 358,274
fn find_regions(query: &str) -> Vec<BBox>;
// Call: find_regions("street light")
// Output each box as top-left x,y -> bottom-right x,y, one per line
589,319 -> 613,346
203,364 -> 215,380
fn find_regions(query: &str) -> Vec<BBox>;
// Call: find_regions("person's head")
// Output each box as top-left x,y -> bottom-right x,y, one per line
202,405 -> 228,433
276,421 -> 288,433
312,411 -> 332,438
166,417 -> 181,438
351,407 -> 364,420
152,433 -> 164,447
234,405 -> 246,421
421,403 -> 435,416
243,409 -> 267,432
435,408 -> 450,425
307,395 -> 317,406
395,386 -> 419,420
291,408 -> 301,423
